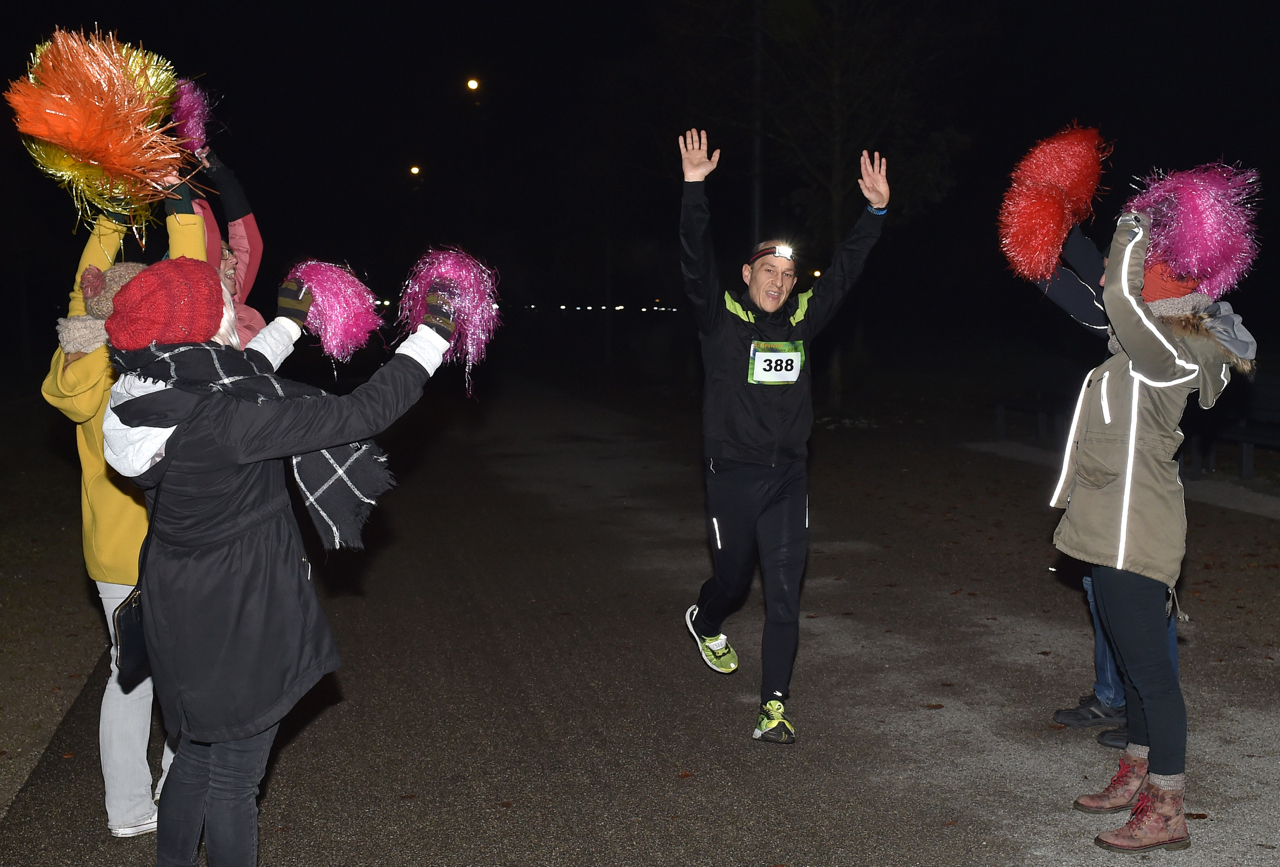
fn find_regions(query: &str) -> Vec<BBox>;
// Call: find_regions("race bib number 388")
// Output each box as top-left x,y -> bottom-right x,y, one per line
748,340 -> 804,385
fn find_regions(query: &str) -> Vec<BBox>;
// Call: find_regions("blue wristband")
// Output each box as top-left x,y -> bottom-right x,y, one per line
867,204 -> 887,216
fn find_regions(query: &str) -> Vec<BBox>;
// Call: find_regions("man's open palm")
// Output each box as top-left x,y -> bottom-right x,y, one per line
858,150 -> 890,209
679,129 -> 720,182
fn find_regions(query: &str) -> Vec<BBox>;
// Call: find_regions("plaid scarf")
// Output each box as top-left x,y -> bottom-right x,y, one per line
110,342 -> 393,550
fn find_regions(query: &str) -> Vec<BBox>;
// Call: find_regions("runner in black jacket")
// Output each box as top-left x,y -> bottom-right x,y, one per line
678,129 -> 889,743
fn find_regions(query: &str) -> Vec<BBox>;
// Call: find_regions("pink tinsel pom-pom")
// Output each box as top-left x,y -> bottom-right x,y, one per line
999,182 -> 1072,282
171,80 -> 210,152
1127,164 -> 1261,300
398,248 -> 500,392
285,260 -> 383,362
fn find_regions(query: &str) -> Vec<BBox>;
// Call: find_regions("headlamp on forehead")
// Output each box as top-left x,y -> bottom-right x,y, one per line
748,244 -> 794,264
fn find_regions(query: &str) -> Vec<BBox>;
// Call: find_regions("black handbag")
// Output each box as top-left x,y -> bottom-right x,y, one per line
113,480 -> 162,692
112,584 -> 149,690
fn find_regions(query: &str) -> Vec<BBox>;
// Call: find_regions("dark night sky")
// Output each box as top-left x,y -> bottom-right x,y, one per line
2,1 -> 1276,380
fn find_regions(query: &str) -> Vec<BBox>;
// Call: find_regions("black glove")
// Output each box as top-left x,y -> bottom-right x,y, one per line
276,279 -> 313,326
200,148 -> 252,222
421,290 -> 456,341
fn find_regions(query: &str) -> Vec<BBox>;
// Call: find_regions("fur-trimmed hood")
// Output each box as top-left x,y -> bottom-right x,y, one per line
1161,309 -> 1255,376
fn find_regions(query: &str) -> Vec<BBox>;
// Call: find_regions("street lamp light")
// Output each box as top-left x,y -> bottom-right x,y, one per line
467,79 -> 479,91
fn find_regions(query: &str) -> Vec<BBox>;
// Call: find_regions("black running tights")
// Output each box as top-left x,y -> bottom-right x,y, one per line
692,458 -> 807,705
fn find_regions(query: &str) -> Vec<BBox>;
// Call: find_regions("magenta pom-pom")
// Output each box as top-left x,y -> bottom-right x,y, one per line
1127,164 -> 1260,300
170,80 -> 210,152
286,260 -> 383,362
398,248 -> 500,391
999,182 -> 1072,282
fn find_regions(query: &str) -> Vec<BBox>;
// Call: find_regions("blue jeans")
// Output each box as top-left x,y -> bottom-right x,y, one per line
156,723 -> 279,867
1084,573 -> 1179,709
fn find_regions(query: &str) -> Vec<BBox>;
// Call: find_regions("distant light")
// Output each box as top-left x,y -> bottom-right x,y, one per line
654,298 -> 660,303
812,270 -> 821,277
410,166 -> 420,175
615,305 -> 624,311
576,306 -> 581,310
641,307 -> 647,312
467,79 -> 479,90
560,305 -> 566,310
586,306 -> 592,310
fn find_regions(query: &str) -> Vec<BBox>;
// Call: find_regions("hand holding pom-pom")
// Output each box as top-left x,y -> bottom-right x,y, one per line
276,279 -> 314,326
283,261 -> 382,362
420,291 -> 457,341
398,249 -> 500,393
999,125 -> 1110,282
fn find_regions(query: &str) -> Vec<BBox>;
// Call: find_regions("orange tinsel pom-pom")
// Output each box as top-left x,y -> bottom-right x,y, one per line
998,182 -> 1072,282
4,29 -> 187,215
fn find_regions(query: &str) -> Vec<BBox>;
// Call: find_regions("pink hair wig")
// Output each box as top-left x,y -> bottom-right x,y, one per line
398,249 -> 500,392
171,80 -> 210,152
1127,163 -> 1260,300
285,260 -> 383,362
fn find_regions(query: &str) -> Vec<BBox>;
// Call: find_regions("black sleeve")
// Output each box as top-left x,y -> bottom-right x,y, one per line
802,207 -> 885,335
213,355 -> 429,464
679,181 -> 723,334
201,150 -> 252,222
1033,225 -> 1109,338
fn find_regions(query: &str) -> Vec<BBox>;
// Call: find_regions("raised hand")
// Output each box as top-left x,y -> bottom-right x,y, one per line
679,129 -> 720,182
276,279 -> 314,327
857,150 -> 890,210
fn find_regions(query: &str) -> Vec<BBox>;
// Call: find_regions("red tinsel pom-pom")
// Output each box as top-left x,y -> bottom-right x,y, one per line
1011,125 -> 1110,222
998,182 -> 1072,282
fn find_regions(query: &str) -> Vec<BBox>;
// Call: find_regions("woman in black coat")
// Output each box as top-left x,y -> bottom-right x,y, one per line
102,257 -> 454,867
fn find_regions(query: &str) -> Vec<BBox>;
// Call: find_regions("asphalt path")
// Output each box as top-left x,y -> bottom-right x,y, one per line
1,373 -> 1277,866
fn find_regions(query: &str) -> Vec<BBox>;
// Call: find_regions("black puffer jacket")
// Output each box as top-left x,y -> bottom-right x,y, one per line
679,181 -> 884,465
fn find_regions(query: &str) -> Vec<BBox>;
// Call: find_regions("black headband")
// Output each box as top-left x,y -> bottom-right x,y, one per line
748,244 -> 794,265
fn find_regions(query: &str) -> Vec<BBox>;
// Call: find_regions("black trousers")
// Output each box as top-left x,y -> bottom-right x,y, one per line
1092,564 -> 1187,775
692,458 -> 807,704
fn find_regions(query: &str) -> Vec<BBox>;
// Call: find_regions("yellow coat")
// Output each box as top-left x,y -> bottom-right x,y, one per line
40,213 -> 207,585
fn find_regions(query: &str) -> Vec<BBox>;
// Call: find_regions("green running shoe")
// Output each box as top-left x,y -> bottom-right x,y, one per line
753,700 -> 796,744
685,605 -> 738,674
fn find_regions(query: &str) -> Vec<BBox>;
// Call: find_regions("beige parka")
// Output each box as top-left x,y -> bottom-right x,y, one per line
1051,213 -> 1252,587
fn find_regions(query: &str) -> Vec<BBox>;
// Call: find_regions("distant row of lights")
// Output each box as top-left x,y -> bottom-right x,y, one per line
518,304 -> 679,312
370,300 -> 498,311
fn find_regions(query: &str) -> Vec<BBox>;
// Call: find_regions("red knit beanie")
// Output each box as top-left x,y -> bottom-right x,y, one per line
1141,262 -> 1200,303
105,257 -> 225,351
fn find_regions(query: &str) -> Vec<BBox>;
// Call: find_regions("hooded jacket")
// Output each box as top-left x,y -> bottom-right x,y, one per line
41,212 -> 207,585
102,327 -> 447,741
1051,213 -> 1254,586
680,181 -> 884,465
